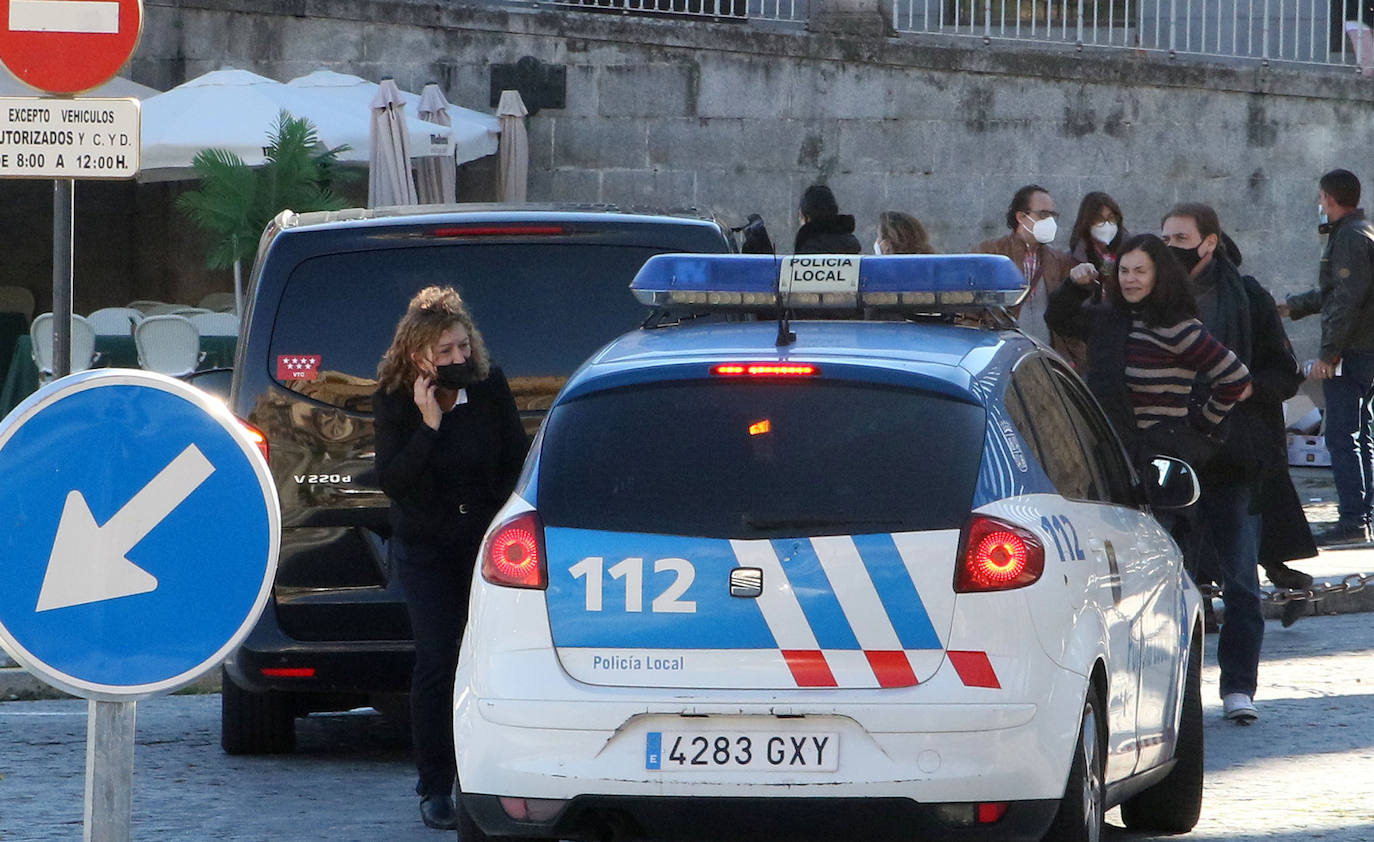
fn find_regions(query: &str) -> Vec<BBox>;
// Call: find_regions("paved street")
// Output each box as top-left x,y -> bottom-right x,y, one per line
0,609 -> 1370,841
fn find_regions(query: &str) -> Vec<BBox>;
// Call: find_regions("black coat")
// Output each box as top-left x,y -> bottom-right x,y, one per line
793,215 -> 862,254
1044,280 -> 1139,450
1190,258 -> 1301,488
373,366 -> 529,558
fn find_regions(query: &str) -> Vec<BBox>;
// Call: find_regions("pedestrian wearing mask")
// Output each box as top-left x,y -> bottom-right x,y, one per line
1160,210 -> 1316,594
1068,191 -> 1127,290
793,184 -> 862,255
1156,205 -> 1308,721
874,210 -> 936,254
975,184 -> 1085,367
1280,168 -> 1374,547
373,286 -> 528,830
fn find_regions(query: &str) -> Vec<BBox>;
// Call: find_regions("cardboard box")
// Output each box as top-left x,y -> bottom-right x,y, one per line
1288,433 -> 1332,467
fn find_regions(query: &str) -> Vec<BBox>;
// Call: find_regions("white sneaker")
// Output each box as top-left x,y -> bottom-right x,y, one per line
1222,693 -> 1259,723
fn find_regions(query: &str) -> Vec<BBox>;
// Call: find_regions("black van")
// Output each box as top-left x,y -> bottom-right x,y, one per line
222,205 -> 734,753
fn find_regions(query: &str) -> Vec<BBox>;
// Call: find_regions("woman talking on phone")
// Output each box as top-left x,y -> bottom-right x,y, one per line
373,286 -> 528,830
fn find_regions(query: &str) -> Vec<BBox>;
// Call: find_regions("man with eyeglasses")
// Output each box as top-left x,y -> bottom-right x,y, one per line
975,184 -> 1085,368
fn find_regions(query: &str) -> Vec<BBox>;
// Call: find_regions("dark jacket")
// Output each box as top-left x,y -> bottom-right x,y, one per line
793,215 -> 862,255
1288,209 -> 1374,362
978,232 -> 1087,369
1189,257 -> 1301,487
373,366 -> 528,557
1044,280 -> 1140,452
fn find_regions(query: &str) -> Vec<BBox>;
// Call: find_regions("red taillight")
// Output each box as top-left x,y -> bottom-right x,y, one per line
482,511 -> 547,589
954,515 -> 1044,592
238,418 -> 269,463
261,667 -> 314,678
712,363 -> 818,377
429,225 -> 566,237
977,803 -> 1009,823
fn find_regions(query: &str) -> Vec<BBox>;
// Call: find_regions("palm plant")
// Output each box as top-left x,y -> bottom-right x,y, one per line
178,110 -> 354,270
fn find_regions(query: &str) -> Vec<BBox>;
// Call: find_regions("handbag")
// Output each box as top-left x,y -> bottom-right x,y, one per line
1139,419 -> 1223,469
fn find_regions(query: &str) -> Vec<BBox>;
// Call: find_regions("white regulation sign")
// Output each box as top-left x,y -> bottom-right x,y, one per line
0,97 -> 140,179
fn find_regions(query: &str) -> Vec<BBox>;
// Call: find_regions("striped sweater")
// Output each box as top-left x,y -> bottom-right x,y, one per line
1125,317 -> 1251,430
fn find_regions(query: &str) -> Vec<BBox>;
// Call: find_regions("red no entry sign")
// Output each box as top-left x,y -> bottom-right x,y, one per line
0,0 -> 143,94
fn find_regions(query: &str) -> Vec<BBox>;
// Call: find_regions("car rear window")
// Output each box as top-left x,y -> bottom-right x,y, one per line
537,379 -> 986,538
267,243 -> 676,410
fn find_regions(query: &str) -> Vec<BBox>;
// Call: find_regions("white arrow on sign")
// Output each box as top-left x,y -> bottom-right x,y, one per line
36,445 -> 216,612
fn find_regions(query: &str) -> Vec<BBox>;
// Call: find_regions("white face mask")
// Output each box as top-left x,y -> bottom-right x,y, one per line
1090,221 -> 1118,245
873,239 -> 884,255
1318,202 -> 1329,225
1024,215 -> 1057,244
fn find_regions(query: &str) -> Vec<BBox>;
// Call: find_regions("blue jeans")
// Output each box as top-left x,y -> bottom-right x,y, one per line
1323,351 -> 1374,526
1191,484 -> 1263,699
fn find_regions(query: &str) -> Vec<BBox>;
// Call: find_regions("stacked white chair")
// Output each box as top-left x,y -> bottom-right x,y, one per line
30,313 -> 98,382
188,311 -> 240,337
86,306 -> 143,336
197,292 -> 237,313
134,315 -> 202,378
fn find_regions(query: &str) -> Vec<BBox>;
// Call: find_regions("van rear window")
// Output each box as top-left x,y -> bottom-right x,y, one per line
267,244 -> 672,410
537,380 -> 986,538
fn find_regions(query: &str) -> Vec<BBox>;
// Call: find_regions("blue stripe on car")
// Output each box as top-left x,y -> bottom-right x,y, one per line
849,533 -> 943,650
769,538 -> 862,650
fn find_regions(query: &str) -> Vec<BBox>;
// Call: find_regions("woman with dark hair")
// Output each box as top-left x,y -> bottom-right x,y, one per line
1047,233 -> 1252,462
793,184 -> 862,254
1067,191 -> 1127,288
373,286 -> 528,829
875,210 -> 936,254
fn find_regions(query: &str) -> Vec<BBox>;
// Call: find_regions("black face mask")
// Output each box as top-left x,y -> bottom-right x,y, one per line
1168,245 -> 1203,273
434,359 -> 478,390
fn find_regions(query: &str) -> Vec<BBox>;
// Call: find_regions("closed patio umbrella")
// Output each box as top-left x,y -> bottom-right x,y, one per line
497,90 -> 529,204
287,71 -> 498,165
416,83 -> 457,204
368,79 -> 418,208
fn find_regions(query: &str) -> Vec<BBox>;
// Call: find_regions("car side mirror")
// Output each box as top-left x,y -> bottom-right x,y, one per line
1146,456 -> 1200,510
184,366 -> 233,402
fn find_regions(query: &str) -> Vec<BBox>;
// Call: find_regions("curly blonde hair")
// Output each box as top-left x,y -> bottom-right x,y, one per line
377,286 -> 491,393
878,211 -> 936,254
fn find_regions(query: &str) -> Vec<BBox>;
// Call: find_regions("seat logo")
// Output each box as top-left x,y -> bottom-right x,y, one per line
729,567 -> 763,598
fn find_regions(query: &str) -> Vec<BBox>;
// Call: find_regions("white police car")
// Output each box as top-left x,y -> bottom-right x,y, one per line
453,254 -> 1205,842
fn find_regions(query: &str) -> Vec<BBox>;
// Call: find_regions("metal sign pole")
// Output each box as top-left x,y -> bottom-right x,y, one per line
52,177 -> 74,378
84,699 -> 136,842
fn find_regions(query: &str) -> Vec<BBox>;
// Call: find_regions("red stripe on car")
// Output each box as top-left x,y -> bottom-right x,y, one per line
864,650 -> 918,688
782,650 -> 837,687
947,650 -> 1001,689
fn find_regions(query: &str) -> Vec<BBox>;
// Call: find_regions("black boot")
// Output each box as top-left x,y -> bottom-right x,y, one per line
420,794 -> 458,830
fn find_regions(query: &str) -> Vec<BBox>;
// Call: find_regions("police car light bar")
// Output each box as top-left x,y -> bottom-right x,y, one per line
630,254 -> 1027,311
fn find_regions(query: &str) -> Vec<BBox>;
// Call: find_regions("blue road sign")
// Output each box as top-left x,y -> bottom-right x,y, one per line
0,370 -> 279,700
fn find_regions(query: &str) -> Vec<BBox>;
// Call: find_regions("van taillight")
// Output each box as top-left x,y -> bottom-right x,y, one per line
238,418 -> 269,463
482,511 -> 547,589
954,515 -> 1044,593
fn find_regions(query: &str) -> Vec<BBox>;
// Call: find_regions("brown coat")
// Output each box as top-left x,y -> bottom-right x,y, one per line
974,232 -> 1087,370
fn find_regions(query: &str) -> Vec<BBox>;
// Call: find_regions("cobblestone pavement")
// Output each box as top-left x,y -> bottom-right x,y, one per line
0,612 -> 1371,841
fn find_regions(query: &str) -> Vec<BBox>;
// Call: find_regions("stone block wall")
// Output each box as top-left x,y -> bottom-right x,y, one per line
5,0 -> 1372,359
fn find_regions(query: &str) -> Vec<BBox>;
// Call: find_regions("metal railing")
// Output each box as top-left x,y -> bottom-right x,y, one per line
522,0 -> 1373,68
892,0 -> 1374,67
540,0 -> 810,21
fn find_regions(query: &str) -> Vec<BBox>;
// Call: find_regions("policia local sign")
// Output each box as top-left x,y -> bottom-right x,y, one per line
0,97 -> 138,178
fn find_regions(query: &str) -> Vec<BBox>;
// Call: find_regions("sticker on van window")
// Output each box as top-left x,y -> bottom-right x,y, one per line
277,355 -> 321,380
